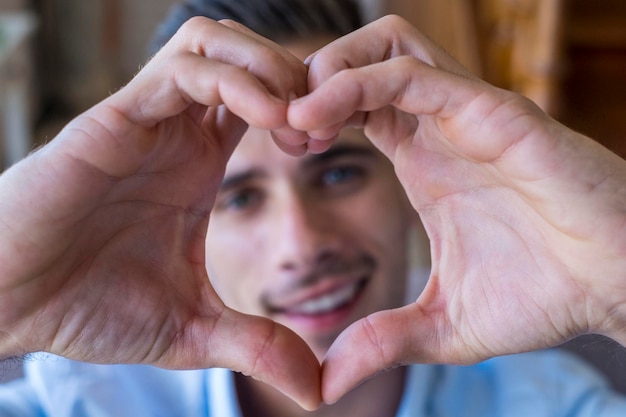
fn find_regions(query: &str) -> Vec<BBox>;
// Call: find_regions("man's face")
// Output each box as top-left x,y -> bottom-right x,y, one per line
205,127 -> 417,360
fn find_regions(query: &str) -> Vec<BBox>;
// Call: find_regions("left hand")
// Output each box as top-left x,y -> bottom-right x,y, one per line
289,15 -> 626,404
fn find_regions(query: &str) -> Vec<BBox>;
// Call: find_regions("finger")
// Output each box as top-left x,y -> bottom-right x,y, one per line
65,52 -> 291,181
305,14 -> 471,91
109,15 -> 311,130
155,17 -> 308,101
218,19 -> 309,98
306,121 -> 344,142
290,56 -> 521,162
175,307 -> 321,410
271,132 -> 308,156
215,19 -> 318,151
321,304 -> 460,404
116,52 -> 290,130
293,56 -> 475,127
307,137 -> 336,154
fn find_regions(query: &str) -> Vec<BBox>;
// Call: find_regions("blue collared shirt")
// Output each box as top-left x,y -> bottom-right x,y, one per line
0,349 -> 625,416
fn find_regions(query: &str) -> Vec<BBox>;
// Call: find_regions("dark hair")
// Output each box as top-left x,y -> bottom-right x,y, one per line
149,0 -> 362,54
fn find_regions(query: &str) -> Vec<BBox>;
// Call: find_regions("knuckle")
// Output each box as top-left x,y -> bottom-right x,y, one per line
361,316 -> 387,363
178,16 -> 214,37
394,55 -> 420,69
248,321 -> 278,377
218,18 -> 248,33
175,17 -> 229,53
379,14 -> 410,29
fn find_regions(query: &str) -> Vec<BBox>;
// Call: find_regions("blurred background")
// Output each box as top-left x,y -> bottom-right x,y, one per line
0,0 -> 625,392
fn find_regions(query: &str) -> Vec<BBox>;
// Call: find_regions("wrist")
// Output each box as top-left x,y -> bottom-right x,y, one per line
586,262 -> 626,347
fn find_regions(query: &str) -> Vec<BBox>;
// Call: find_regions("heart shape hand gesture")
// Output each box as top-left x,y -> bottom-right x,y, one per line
0,15 -> 625,410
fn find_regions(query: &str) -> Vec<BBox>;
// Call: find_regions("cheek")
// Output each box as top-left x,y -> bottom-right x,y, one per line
346,192 -> 413,306
205,221 -> 263,313
352,188 -> 413,255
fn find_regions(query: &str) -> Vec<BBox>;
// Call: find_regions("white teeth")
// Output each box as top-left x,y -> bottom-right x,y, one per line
289,283 -> 360,315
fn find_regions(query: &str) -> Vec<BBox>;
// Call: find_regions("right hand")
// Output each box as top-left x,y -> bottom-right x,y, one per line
0,17 -> 320,410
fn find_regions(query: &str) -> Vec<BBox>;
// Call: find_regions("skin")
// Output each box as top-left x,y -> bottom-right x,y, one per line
288,15 -> 626,403
205,37 -> 422,416
206,127 -> 417,417
0,14 -> 625,412
0,18 -> 322,410
206,130 -> 415,361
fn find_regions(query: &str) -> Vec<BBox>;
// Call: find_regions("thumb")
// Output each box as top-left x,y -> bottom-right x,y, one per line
320,304 -> 463,404
171,308 -> 322,410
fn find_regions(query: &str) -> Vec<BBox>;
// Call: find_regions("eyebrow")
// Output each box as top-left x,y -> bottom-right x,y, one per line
219,169 -> 265,192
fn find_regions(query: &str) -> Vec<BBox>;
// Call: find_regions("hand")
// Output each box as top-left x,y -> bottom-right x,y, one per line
289,15 -> 626,403
0,18 -> 320,410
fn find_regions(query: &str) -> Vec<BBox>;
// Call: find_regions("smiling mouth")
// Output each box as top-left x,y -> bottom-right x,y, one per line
273,277 -> 368,316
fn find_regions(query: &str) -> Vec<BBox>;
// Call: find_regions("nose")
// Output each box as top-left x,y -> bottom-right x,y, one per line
269,188 -> 341,273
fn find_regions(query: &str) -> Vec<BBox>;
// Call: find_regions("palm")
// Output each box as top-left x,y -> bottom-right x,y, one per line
317,86 -> 626,403
375,90 -> 624,362
3,104 -> 226,362
0,18 -> 323,407
0,101 -> 319,409
398,123 -> 582,362
287,14 -> 626,403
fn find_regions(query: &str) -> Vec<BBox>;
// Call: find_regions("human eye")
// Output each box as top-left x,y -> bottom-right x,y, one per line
314,163 -> 368,196
321,165 -> 364,186
216,187 -> 263,213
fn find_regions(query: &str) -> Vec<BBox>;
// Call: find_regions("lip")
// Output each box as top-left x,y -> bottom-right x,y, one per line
268,275 -> 365,310
269,275 -> 370,334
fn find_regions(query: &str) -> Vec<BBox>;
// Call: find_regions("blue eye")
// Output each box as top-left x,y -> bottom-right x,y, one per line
221,188 -> 262,212
321,166 -> 364,186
